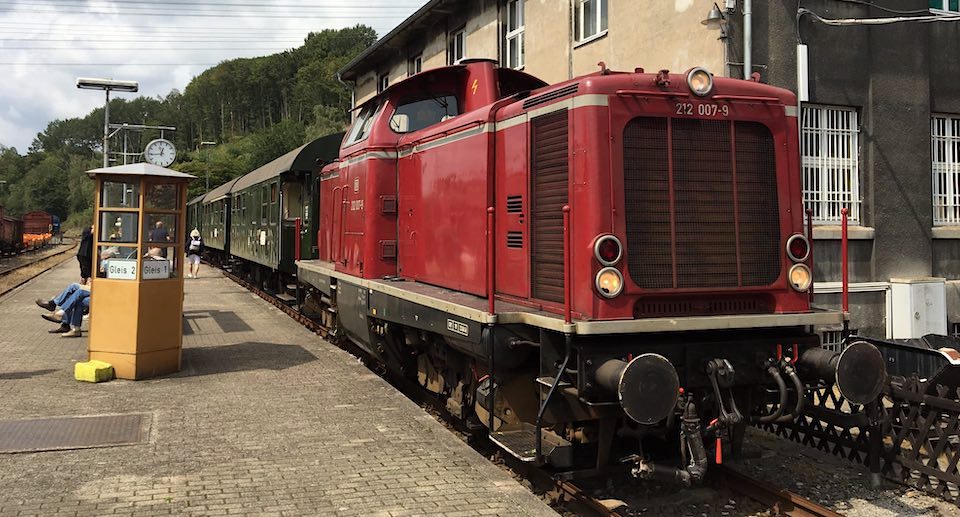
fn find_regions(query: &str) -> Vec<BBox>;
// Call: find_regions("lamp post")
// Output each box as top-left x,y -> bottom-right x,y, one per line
198,141 -> 216,192
76,78 -> 139,168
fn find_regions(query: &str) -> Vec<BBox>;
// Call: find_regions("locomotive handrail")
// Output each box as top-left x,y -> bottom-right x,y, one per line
563,205 -> 572,324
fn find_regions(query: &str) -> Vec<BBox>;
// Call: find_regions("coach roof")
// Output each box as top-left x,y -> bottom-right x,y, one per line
231,132 -> 344,193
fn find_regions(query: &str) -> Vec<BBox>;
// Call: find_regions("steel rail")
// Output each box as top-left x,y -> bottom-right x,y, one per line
0,241 -> 78,298
714,464 -> 843,517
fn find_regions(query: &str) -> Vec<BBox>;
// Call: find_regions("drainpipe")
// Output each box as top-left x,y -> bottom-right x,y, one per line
336,72 -> 356,121
743,0 -> 752,79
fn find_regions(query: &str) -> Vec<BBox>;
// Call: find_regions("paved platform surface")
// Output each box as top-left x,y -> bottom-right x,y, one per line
0,261 -> 557,517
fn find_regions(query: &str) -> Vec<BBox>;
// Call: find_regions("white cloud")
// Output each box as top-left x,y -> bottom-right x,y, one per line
0,0 -> 422,153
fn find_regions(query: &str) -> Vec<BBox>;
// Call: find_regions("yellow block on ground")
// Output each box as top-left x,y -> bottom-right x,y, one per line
74,360 -> 114,383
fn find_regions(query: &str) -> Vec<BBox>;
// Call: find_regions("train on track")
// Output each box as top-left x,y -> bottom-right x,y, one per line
189,59 -> 887,484
0,208 -> 56,256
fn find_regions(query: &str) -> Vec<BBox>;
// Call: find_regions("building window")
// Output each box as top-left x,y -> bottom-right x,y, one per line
504,0 -> 524,69
575,0 -> 607,43
448,27 -> 466,65
802,105 -> 861,224
408,54 -> 422,76
932,115 -> 960,225
930,0 -> 960,13
377,73 -> 389,94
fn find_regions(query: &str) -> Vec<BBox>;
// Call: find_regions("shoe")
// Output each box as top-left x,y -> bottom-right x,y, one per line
41,313 -> 62,324
62,328 -> 82,338
35,299 -> 55,311
48,325 -> 70,334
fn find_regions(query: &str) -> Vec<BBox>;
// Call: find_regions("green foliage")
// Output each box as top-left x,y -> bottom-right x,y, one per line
0,25 -> 376,224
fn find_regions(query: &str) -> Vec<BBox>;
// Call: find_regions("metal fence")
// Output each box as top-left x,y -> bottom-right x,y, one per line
762,374 -> 960,506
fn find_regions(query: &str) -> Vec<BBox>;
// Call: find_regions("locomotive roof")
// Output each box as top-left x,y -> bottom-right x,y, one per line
231,132 -> 344,192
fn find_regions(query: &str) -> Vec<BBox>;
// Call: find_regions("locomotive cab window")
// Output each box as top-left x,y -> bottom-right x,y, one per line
344,101 -> 383,146
389,94 -> 460,134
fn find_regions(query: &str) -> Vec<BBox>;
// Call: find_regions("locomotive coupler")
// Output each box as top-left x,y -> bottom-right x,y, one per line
705,358 -> 743,432
625,401 -> 708,487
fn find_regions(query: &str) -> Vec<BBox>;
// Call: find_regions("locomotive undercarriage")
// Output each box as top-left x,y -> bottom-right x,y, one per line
300,278 -> 886,485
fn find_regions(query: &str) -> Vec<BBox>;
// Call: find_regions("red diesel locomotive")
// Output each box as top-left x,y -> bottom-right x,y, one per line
296,59 -> 885,482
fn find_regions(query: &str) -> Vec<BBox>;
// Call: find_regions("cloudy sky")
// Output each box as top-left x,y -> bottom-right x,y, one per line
0,0 -> 424,153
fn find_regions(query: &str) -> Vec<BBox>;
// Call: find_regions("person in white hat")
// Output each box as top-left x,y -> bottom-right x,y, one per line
185,228 -> 204,278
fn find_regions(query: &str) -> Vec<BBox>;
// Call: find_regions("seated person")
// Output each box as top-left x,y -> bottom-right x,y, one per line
36,282 -> 91,337
50,296 -> 89,338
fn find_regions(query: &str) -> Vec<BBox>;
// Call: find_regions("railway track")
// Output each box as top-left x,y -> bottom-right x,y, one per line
220,267 -> 844,517
0,240 -> 77,297
714,464 -> 843,517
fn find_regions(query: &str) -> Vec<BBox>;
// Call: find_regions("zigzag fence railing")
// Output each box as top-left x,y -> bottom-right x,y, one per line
761,374 -> 960,506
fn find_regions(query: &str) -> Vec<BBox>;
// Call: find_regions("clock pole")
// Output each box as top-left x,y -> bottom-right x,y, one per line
76,77 -> 139,168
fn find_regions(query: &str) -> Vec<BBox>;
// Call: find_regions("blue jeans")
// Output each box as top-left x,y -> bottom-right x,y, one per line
53,283 -> 83,307
60,287 -> 89,314
63,295 -> 90,329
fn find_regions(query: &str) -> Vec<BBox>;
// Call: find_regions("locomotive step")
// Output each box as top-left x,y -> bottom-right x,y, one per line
535,376 -> 572,388
275,293 -> 297,304
489,423 -> 573,467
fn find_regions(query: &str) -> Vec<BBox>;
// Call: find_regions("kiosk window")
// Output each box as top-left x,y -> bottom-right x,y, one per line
99,211 -> 138,243
141,246 -> 178,280
98,245 -> 139,279
145,183 -> 178,210
101,181 -> 140,209
144,214 -> 178,245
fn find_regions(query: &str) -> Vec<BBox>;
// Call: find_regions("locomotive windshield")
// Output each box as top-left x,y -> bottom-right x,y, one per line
389,93 -> 460,134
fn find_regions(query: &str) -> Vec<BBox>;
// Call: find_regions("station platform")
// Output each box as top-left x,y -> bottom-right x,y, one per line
0,261 -> 557,517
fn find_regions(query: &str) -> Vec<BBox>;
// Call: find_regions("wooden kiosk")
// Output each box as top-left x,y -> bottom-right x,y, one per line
85,163 -> 195,380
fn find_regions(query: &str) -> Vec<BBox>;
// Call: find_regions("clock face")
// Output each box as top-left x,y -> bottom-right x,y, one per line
144,139 -> 177,167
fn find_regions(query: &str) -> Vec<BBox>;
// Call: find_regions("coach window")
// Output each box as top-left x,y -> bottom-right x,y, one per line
269,183 -> 278,224
283,182 -> 303,220
389,94 -> 460,134
344,101 -> 383,146
260,185 -> 269,225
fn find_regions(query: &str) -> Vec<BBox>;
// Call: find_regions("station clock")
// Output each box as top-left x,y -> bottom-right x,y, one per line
143,139 -> 177,167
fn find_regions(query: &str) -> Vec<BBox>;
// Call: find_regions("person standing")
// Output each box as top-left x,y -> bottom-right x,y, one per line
149,220 -> 170,257
185,228 -> 204,278
77,226 -> 93,285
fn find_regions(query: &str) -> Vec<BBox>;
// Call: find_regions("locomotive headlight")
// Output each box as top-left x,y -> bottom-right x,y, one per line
687,67 -> 713,97
786,234 -> 810,262
789,264 -> 812,292
596,267 -> 624,298
594,234 -> 623,266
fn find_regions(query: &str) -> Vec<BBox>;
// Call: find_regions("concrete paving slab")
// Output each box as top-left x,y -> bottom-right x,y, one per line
0,262 -> 557,516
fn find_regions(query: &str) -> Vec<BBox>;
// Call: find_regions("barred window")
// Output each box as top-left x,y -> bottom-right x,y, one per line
504,0 -> 524,69
802,105 -> 861,224
933,115 -> 960,225
930,0 -> 959,13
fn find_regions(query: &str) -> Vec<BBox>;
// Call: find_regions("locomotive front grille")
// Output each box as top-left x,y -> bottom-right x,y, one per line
623,117 -> 781,290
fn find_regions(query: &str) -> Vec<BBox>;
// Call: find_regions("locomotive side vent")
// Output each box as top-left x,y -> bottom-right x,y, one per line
623,117 -> 781,292
530,109 -> 569,303
506,195 -> 523,213
522,84 -> 579,110
506,231 -> 524,248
